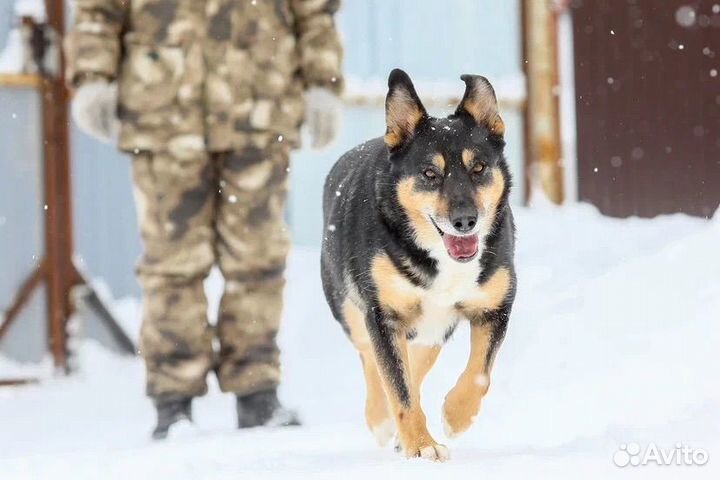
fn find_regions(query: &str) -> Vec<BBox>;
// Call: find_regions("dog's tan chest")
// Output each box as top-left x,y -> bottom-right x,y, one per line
371,252 -> 511,346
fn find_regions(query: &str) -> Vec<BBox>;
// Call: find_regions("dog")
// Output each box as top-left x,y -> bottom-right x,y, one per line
321,69 -> 516,462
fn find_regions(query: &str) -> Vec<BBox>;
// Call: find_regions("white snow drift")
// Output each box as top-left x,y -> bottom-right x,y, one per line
1,204 -> 719,479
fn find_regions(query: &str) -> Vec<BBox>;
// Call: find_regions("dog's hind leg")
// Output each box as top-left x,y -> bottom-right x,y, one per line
358,349 -> 395,446
442,307 -> 509,437
344,300 -> 395,446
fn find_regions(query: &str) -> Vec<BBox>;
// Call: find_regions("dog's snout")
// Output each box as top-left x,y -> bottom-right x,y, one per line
450,207 -> 477,233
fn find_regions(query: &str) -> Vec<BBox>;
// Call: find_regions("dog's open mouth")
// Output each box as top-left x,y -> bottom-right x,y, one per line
431,218 -> 479,262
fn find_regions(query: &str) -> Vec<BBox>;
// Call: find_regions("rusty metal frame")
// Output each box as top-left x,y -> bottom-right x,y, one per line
1,1 -> 135,386
42,0 -> 74,371
0,261 -> 47,340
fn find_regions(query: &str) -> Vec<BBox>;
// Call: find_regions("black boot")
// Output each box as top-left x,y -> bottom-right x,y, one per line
237,390 -> 301,428
152,396 -> 193,440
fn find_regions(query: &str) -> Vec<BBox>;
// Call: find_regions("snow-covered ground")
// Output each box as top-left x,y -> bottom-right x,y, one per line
1,205 -> 719,479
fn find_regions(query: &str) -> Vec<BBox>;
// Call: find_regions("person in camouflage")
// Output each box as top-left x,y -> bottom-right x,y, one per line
64,0 -> 344,439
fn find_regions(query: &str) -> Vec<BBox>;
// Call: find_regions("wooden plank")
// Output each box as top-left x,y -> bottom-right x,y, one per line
0,74 -> 42,89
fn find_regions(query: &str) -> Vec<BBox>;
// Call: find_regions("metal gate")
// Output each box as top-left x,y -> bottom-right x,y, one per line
572,0 -> 719,218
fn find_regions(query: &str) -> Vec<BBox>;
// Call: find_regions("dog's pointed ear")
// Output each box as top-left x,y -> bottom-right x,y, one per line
384,69 -> 428,151
456,74 -> 505,137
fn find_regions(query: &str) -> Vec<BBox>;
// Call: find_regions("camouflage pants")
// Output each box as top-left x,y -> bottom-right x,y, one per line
131,136 -> 290,400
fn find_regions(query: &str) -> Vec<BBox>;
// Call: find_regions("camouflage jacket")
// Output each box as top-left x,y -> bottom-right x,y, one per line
65,0 -> 344,152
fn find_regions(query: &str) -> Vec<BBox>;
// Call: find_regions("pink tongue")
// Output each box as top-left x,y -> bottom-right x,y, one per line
442,234 -> 479,260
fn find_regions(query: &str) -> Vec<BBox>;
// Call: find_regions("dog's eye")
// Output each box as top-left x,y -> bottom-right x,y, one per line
423,168 -> 438,180
471,164 -> 486,180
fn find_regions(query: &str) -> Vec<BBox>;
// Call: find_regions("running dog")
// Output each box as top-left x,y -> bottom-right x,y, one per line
321,69 -> 516,462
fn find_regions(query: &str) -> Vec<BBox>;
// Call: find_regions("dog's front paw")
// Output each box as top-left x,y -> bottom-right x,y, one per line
402,439 -> 450,462
419,443 -> 451,462
442,381 -> 486,438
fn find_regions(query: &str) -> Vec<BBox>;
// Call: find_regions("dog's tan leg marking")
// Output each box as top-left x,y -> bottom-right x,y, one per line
344,300 -> 395,446
379,334 -> 449,461
409,344 -> 441,394
444,267 -> 510,437
408,344 -> 441,413
442,321 -> 493,438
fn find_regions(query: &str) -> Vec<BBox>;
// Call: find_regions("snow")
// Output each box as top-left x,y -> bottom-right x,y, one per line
0,0 -> 46,74
344,73 -> 526,108
0,29 -> 25,74
1,205 -> 719,479
13,0 -> 46,21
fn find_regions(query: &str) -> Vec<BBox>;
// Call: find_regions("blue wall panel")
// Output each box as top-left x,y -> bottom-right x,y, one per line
0,86 -> 48,360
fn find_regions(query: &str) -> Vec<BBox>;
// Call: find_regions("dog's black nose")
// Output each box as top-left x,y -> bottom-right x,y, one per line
451,210 -> 477,233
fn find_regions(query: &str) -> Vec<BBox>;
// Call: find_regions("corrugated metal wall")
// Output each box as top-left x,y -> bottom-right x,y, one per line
573,0 -> 720,218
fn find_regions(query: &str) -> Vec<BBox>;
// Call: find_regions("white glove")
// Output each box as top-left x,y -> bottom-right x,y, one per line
71,80 -> 120,144
304,87 -> 342,150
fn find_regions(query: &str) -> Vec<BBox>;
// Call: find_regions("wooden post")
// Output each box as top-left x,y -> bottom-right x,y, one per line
43,0 -> 73,371
524,0 -> 564,204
